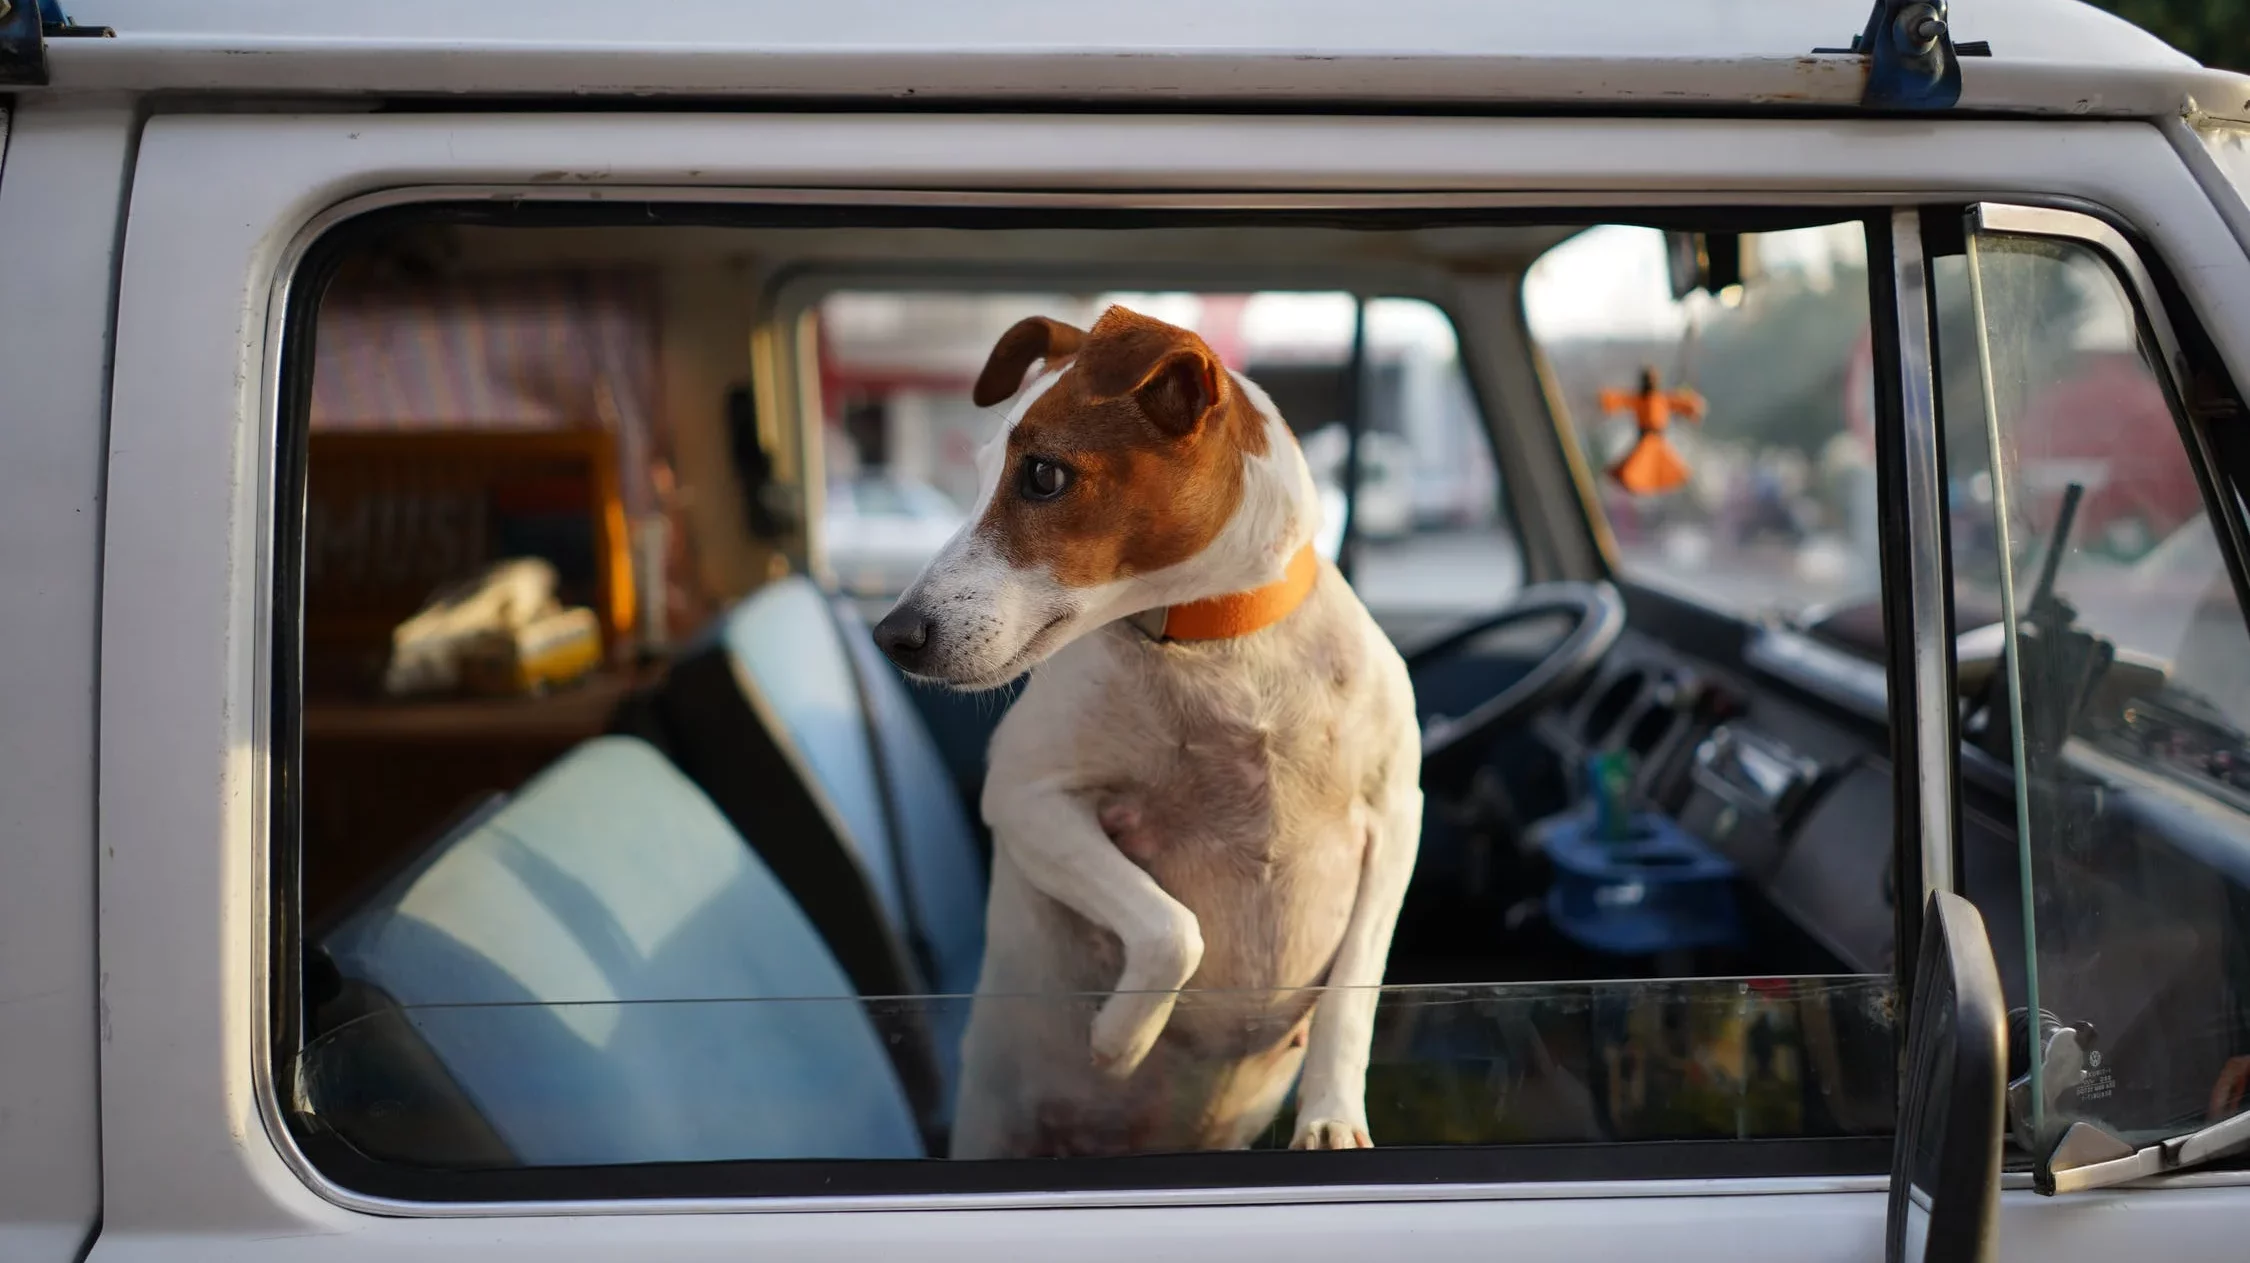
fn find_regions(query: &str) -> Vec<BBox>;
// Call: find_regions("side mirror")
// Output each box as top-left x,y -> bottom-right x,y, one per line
1888,890 -> 2006,1263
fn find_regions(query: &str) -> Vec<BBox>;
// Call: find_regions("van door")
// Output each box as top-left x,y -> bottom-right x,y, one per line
0,95 -> 135,1263
91,109 -> 2250,1262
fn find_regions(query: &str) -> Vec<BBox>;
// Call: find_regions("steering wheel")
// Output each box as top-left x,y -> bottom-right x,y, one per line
1410,581 -> 1626,779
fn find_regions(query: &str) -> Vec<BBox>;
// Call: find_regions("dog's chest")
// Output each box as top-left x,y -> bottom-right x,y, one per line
1071,614 -> 1376,1004
1083,608 -> 1375,876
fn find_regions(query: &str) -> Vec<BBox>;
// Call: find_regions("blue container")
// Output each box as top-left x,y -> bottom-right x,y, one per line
1537,809 -> 1742,957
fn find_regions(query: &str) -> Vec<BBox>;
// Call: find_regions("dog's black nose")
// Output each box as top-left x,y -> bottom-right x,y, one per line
873,606 -> 935,670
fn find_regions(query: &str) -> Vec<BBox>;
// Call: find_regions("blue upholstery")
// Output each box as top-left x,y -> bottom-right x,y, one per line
322,736 -> 924,1164
716,578 -> 909,931
717,578 -> 988,999
712,576 -> 989,1123
833,597 -> 989,1001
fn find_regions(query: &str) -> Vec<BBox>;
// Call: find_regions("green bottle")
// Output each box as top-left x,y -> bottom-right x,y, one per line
1588,750 -> 1636,843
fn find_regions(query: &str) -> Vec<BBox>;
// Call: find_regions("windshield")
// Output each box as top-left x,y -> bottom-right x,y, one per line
1526,223 -> 1879,626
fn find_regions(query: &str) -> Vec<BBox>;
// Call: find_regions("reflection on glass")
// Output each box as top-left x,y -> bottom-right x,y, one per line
1899,1006 -> 1954,1263
1961,230 -> 2250,1155
296,976 -> 1895,1168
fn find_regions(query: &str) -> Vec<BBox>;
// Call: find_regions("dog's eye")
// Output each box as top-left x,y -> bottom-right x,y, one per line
1019,458 -> 1072,501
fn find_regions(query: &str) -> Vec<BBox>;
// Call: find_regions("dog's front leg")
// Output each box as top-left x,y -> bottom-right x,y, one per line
1292,736 -> 1423,1149
985,775 -> 1204,1079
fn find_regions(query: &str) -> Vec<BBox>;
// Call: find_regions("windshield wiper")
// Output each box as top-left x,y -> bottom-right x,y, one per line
2040,1110 -> 2250,1194
2012,1018 -> 2250,1193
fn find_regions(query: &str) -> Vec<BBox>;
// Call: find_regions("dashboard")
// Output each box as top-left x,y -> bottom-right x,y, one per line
1489,580 -> 2250,1145
1529,621 -> 1909,976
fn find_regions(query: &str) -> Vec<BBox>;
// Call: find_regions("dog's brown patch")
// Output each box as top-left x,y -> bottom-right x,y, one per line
974,306 -> 1271,589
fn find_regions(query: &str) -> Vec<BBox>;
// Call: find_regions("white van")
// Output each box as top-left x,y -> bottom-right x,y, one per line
10,1 -> 2250,1260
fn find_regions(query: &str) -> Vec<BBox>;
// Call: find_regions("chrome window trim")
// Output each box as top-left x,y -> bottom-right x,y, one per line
249,183 -> 2250,1220
1887,208 -> 1961,904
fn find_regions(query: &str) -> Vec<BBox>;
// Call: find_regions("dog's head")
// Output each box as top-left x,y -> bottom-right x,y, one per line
873,305 -> 1311,689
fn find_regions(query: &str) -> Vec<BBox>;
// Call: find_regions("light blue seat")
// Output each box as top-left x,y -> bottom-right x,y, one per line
716,578 -> 988,1103
833,595 -> 989,1001
322,735 -> 924,1165
718,578 -> 911,935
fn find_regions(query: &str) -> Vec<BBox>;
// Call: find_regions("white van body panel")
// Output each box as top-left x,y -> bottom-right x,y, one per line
30,0 -> 2250,119
0,97 -> 134,1263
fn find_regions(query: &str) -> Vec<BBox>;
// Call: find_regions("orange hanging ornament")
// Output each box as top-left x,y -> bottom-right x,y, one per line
1598,366 -> 1705,496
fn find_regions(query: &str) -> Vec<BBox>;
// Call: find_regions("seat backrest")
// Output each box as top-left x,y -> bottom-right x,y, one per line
830,594 -> 987,999
321,736 -> 924,1165
716,577 -> 908,924
720,578 -> 989,1116
605,610 -> 944,1131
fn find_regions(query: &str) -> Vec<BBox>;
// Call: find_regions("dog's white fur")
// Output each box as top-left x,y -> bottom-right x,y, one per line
891,350 -> 1421,1156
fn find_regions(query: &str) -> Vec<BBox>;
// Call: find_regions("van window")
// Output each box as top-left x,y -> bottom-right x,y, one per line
277,209 -> 1899,1202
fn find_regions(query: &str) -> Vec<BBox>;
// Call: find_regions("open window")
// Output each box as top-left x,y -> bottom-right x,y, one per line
270,203 -> 1959,1206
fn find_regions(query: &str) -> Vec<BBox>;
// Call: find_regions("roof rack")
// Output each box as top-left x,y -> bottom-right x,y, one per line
1814,0 -> 1992,109
0,0 -> 114,87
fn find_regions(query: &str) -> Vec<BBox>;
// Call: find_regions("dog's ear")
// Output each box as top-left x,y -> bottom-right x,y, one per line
1077,307 -> 1223,438
973,316 -> 1087,408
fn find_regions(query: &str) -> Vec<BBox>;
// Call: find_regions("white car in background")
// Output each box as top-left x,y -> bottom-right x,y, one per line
1299,423 -> 1413,556
821,475 -> 966,598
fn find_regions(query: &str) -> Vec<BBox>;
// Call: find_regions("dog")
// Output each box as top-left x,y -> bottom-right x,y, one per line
874,305 -> 1422,1156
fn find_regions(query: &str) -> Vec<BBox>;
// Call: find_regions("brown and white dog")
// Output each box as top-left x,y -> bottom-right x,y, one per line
874,306 -> 1421,1155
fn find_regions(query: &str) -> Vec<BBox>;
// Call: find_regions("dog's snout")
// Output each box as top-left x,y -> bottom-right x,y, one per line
874,605 -> 936,669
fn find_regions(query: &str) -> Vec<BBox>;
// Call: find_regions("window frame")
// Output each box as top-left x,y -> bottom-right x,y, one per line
259,195 -> 1922,1211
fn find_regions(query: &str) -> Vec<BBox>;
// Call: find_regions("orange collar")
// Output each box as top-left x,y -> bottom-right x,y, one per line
1134,544 -> 1321,642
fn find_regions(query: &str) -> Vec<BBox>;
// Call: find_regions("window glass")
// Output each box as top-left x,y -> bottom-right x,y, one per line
1347,298 -> 1517,633
1526,224 -> 1880,626
296,977 -> 1897,1170
283,216 -> 1895,1198
1949,225 -> 2250,1162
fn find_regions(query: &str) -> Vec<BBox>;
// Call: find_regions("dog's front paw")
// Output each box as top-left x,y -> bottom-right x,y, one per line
1089,988 -> 1177,1079
1290,1110 -> 1373,1150
1088,907 -> 1202,1079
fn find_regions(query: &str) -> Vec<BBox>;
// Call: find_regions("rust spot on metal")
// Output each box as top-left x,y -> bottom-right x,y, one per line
1752,53 -> 1868,102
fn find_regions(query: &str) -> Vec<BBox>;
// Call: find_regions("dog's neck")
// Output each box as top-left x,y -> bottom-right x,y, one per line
1112,371 -> 1323,640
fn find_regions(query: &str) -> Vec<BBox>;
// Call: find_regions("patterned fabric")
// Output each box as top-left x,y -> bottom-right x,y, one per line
311,270 -> 662,513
